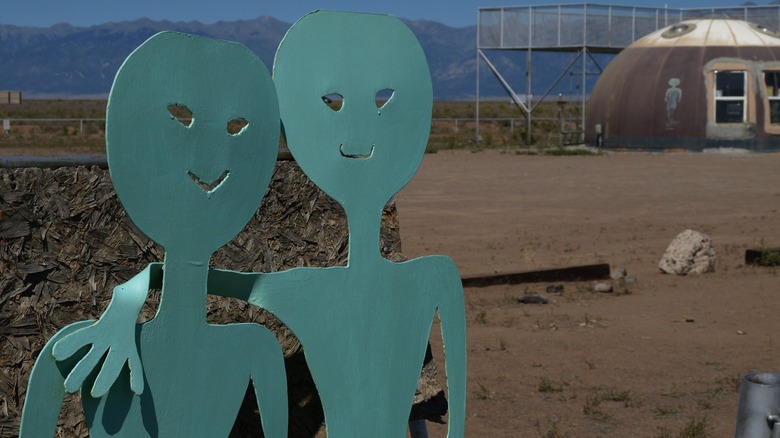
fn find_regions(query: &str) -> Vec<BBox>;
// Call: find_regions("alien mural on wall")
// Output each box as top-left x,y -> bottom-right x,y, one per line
20,10 -> 467,438
665,78 -> 683,128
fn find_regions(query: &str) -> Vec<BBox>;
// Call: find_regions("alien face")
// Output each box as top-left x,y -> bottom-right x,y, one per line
273,11 -> 433,210
106,32 -> 279,255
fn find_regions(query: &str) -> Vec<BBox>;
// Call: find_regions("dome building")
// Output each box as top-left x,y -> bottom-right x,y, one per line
586,19 -> 780,151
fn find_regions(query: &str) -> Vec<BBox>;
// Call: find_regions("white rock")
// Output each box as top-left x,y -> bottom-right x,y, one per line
659,229 -> 716,275
594,282 -> 613,293
610,266 -> 627,280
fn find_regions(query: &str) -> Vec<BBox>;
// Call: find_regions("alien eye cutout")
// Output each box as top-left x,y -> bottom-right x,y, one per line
167,104 -> 193,127
227,118 -> 248,135
322,93 -> 343,112
375,88 -> 395,109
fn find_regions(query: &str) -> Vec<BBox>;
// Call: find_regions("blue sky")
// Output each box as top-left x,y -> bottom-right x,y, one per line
2,1 -> 761,28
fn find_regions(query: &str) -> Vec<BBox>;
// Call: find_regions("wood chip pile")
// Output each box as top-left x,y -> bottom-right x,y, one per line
0,161 -> 446,437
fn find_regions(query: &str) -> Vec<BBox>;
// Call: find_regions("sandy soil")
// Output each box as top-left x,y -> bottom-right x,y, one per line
396,150 -> 780,437
5,146 -> 778,436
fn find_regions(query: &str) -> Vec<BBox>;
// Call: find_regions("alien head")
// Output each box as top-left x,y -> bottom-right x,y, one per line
107,32 -> 279,256
273,11 -> 433,213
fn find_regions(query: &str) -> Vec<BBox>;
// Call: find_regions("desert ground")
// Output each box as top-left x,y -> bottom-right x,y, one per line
4,146 -> 779,437
396,149 -> 780,437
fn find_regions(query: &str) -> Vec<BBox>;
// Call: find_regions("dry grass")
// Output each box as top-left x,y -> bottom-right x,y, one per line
0,99 -> 581,156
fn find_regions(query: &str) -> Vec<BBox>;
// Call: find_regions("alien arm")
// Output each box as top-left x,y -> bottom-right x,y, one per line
20,320 -> 94,437
51,263 -> 163,397
435,257 -> 467,438
208,267 -> 309,324
206,268 -> 260,301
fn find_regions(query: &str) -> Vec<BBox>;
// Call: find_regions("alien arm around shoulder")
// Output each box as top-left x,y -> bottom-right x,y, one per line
51,263 -> 162,396
51,265 -> 286,397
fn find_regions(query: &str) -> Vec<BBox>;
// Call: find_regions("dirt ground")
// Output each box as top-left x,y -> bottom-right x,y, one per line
396,149 -> 780,437
5,146 -> 779,436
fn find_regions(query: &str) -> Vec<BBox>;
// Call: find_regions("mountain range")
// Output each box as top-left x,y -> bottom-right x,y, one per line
0,16 -> 511,100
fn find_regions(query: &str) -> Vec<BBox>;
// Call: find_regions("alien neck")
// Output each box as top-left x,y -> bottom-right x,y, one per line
155,251 -> 208,328
345,205 -> 384,268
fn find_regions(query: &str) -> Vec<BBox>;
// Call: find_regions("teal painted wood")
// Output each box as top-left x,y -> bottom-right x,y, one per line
26,11 -> 467,438
265,11 -> 466,436
19,32 -> 288,437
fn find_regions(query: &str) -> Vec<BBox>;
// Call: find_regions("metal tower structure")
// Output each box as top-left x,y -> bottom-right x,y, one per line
476,3 -> 780,145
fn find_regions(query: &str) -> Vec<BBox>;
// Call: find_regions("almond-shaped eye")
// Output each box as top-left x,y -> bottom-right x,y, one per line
376,89 -> 394,109
322,93 -> 343,112
227,118 -> 248,135
167,104 -> 193,127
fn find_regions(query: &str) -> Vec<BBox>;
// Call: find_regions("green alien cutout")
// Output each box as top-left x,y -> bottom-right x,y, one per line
259,11 -> 467,436
19,32 -> 288,437
32,11 -> 468,438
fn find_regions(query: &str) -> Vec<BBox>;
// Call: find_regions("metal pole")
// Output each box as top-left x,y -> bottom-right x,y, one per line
581,47 -> 587,143
581,5 -> 588,143
526,48 -> 532,145
476,9 -> 481,143
735,373 -> 780,438
526,6 -> 533,145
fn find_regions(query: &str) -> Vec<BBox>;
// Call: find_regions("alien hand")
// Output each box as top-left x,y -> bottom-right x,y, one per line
51,263 -> 161,397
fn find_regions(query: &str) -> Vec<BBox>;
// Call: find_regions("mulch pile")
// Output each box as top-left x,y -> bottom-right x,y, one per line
0,160 -> 446,437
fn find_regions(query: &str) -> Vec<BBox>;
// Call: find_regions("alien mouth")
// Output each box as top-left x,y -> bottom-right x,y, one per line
339,144 -> 375,159
187,170 -> 230,193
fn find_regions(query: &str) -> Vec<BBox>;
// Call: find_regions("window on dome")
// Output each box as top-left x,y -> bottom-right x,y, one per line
714,70 -> 746,124
764,71 -> 780,124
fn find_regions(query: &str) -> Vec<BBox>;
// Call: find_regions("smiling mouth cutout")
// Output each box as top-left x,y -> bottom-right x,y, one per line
339,144 -> 375,159
187,170 -> 230,193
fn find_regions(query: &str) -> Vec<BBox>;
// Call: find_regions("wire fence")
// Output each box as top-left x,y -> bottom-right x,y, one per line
2,118 -> 105,135
2,117 -> 570,135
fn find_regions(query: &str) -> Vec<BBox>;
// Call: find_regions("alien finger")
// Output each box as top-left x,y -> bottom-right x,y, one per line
51,322 -> 98,361
128,352 -> 145,395
91,348 -> 126,398
63,346 -> 105,394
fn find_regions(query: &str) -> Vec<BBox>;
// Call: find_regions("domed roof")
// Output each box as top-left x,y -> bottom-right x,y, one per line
633,18 -> 780,48
586,18 -> 780,151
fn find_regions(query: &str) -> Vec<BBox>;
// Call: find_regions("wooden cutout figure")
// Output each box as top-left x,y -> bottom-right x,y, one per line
257,11 -> 467,436
45,11 -> 467,437
19,31 -> 288,437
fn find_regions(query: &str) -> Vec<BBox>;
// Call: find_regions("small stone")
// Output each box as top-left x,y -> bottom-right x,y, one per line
517,294 -> 548,305
593,282 -> 613,293
623,273 -> 637,284
737,330 -> 746,335
610,267 -> 627,280
546,284 -> 564,294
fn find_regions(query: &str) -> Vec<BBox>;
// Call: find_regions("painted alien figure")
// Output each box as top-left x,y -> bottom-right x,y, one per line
19,32 -> 288,437
254,11 -> 467,436
45,11 -> 467,437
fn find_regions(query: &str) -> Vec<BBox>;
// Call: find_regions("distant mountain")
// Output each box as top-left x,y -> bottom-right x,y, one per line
0,16 -> 498,100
